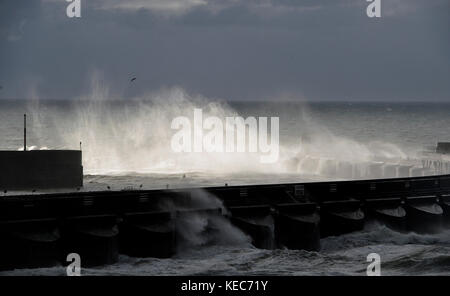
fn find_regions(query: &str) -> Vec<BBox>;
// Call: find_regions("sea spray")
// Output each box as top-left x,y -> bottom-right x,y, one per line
156,188 -> 251,251
20,80 -> 443,181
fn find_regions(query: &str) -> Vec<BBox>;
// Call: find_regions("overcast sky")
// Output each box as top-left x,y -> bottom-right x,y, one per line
0,0 -> 449,101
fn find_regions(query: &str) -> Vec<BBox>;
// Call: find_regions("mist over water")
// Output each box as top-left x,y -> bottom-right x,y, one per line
28,85 -> 286,176
1,84 -> 449,191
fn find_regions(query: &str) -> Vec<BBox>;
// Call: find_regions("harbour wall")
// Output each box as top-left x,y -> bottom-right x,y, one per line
0,174 -> 449,270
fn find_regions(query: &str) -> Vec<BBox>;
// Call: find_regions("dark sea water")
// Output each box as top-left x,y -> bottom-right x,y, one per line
0,91 -> 449,276
3,224 -> 450,276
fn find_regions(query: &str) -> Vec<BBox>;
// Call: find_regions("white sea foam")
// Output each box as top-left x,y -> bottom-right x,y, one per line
13,79 -> 449,182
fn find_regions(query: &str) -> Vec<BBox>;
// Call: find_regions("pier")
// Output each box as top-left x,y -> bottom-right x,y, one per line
0,173 -> 449,270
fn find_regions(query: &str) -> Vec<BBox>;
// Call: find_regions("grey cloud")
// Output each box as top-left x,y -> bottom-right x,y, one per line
0,0 -> 448,101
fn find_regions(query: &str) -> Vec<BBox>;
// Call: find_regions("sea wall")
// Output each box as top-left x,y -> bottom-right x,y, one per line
0,174 -> 449,270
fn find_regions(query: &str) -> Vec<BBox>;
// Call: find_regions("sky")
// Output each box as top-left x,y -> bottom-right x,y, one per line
0,0 -> 449,101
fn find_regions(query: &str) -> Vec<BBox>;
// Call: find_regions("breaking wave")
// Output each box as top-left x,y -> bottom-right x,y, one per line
21,78 -> 449,182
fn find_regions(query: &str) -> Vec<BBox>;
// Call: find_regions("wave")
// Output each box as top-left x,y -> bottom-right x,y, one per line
321,222 -> 450,253
22,78 -> 446,181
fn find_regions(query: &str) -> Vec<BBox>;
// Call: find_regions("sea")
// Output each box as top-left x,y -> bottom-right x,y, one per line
0,88 -> 449,276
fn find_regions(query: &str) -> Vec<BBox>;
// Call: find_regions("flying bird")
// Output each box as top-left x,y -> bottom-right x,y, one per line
130,77 -> 136,82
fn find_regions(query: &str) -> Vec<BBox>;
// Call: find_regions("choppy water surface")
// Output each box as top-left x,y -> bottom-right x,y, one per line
3,224 -> 450,276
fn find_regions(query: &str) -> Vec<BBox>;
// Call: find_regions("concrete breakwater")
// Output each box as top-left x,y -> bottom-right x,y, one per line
0,174 -> 449,271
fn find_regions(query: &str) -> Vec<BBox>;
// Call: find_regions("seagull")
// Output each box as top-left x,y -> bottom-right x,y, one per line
130,77 -> 136,83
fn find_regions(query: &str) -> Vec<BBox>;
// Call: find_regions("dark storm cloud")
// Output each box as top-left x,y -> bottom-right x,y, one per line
0,0 -> 448,101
